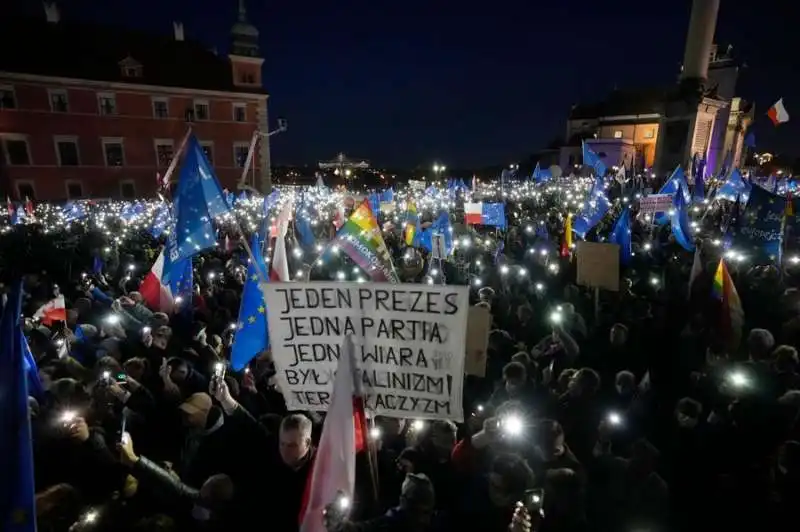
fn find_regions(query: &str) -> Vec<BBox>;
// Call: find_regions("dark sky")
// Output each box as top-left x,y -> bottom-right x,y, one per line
58,0 -> 800,168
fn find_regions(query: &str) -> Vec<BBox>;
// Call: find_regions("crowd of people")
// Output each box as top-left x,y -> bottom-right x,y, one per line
8,175 -> 800,532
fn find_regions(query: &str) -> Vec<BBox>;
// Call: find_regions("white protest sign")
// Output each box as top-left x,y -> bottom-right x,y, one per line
262,282 -> 469,421
638,194 -> 673,215
431,234 -> 446,259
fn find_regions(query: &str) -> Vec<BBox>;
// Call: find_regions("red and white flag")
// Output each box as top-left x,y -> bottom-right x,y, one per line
298,336 -> 367,532
768,98 -> 790,125
139,249 -> 174,312
270,201 -> 292,282
34,295 -> 67,325
6,196 -> 14,218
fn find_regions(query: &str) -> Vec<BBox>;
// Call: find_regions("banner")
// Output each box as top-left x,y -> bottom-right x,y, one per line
262,282 -> 469,421
638,194 -> 673,215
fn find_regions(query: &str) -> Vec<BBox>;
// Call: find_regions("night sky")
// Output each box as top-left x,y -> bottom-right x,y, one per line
51,1 -> 800,168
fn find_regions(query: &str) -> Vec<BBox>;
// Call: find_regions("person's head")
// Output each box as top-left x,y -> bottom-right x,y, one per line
279,414 -> 313,467
123,358 -> 148,381
615,370 -> 636,396
152,326 -> 172,350
376,416 -> 406,438
675,397 -> 702,428
35,483 -> 82,532
503,361 -> 527,396
609,323 -> 629,347
568,368 -> 600,397
128,291 -> 143,304
556,368 -> 577,392
516,304 -> 533,323
399,473 -> 436,525
774,345 -> 799,372
151,313 -> 170,328
178,393 -> 213,430
167,358 -> 190,383
429,420 -> 457,458
195,473 -> 234,521
535,419 -> 565,461
487,453 -> 534,508
747,328 -> 775,361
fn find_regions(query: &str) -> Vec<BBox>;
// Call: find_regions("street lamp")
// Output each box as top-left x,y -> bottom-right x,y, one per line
433,164 -> 446,177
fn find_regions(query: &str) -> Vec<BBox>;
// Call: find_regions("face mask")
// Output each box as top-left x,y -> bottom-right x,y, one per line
191,504 -> 211,521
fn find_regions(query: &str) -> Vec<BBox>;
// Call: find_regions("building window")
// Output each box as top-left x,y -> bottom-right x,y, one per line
194,100 -> 209,120
152,98 -> 169,119
98,93 -> 117,115
49,89 -> 69,112
0,86 -> 16,109
3,137 -> 31,165
239,72 -> 255,84
233,142 -> 250,168
54,136 -> 80,166
123,66 -> 142,78
120,181 -> 136,199
200,142 -> 214,164
613,130 -> 623,139
154,139 -> 174,166
232,103 -> 246,122
102,138 -> 124,166
66,181 -> 84,199
644,129 -> 655,139
16,181 -> 35,200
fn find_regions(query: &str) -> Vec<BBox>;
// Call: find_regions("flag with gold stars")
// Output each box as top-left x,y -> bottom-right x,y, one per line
0,281 -> 37,532
231,235 -> 270,370
735,184 -> 786,263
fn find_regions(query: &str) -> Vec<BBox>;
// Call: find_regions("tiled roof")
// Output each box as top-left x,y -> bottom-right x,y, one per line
569,87 -> 667,120
0,16 -> 265,95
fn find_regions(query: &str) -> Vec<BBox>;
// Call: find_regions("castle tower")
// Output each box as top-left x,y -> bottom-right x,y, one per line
228,0 -> 272,192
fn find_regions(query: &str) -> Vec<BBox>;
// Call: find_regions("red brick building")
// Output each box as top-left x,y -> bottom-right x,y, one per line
0,2 -> 272,201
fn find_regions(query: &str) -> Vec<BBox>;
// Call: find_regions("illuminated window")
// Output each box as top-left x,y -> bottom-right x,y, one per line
613,130 -> 623,139
644,129 -> 655,139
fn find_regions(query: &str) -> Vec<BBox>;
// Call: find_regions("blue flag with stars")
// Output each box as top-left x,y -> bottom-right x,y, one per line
163,135 -> 230,282
168,256 -> 193,313
231,235 -> 270,370
572,176 -> 610,237
582,141 -> 607,178
0,281 -> 37,532
735,184 -> 786,263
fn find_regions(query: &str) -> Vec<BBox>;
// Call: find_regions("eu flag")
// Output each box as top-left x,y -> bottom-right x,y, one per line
609,207 -> 632,266
164,135 -> 230,282
0,281 -> 37,532
168,256 -> 194,313
231,235 -> 270,370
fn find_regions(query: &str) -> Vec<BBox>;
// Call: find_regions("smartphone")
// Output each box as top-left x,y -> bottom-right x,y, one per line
116,372 -> 128,384
523,488 -> 545,515
211,362 -> 226,394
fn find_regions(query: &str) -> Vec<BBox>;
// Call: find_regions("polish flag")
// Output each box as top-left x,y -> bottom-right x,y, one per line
298,336 -> 367,532
332,205 -> 346,231
34,295 -> 67,325
464,202 -> 483,225
24,197 -> 34,217
270,201 -> 292,282
139,249 -> 174,312
6,196 -> 14,218
768,98 -> 790,125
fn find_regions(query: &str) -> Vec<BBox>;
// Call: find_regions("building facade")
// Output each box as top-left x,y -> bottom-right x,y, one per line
559,0 -> 753,177
0,1 -> 271,201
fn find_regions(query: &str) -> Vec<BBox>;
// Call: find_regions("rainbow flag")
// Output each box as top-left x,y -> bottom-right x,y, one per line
712,258 -> 744,352
404,202 -> 419,246
334,199 -> 399,283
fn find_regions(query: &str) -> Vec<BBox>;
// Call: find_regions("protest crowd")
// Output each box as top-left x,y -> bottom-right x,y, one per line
3,140 -> 800,532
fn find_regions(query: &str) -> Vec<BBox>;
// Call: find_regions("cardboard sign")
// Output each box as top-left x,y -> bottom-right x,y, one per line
576,241 -> 620,292
464,306 -> 492,377
261,282 -> 469,421
639,194 -> 673,215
